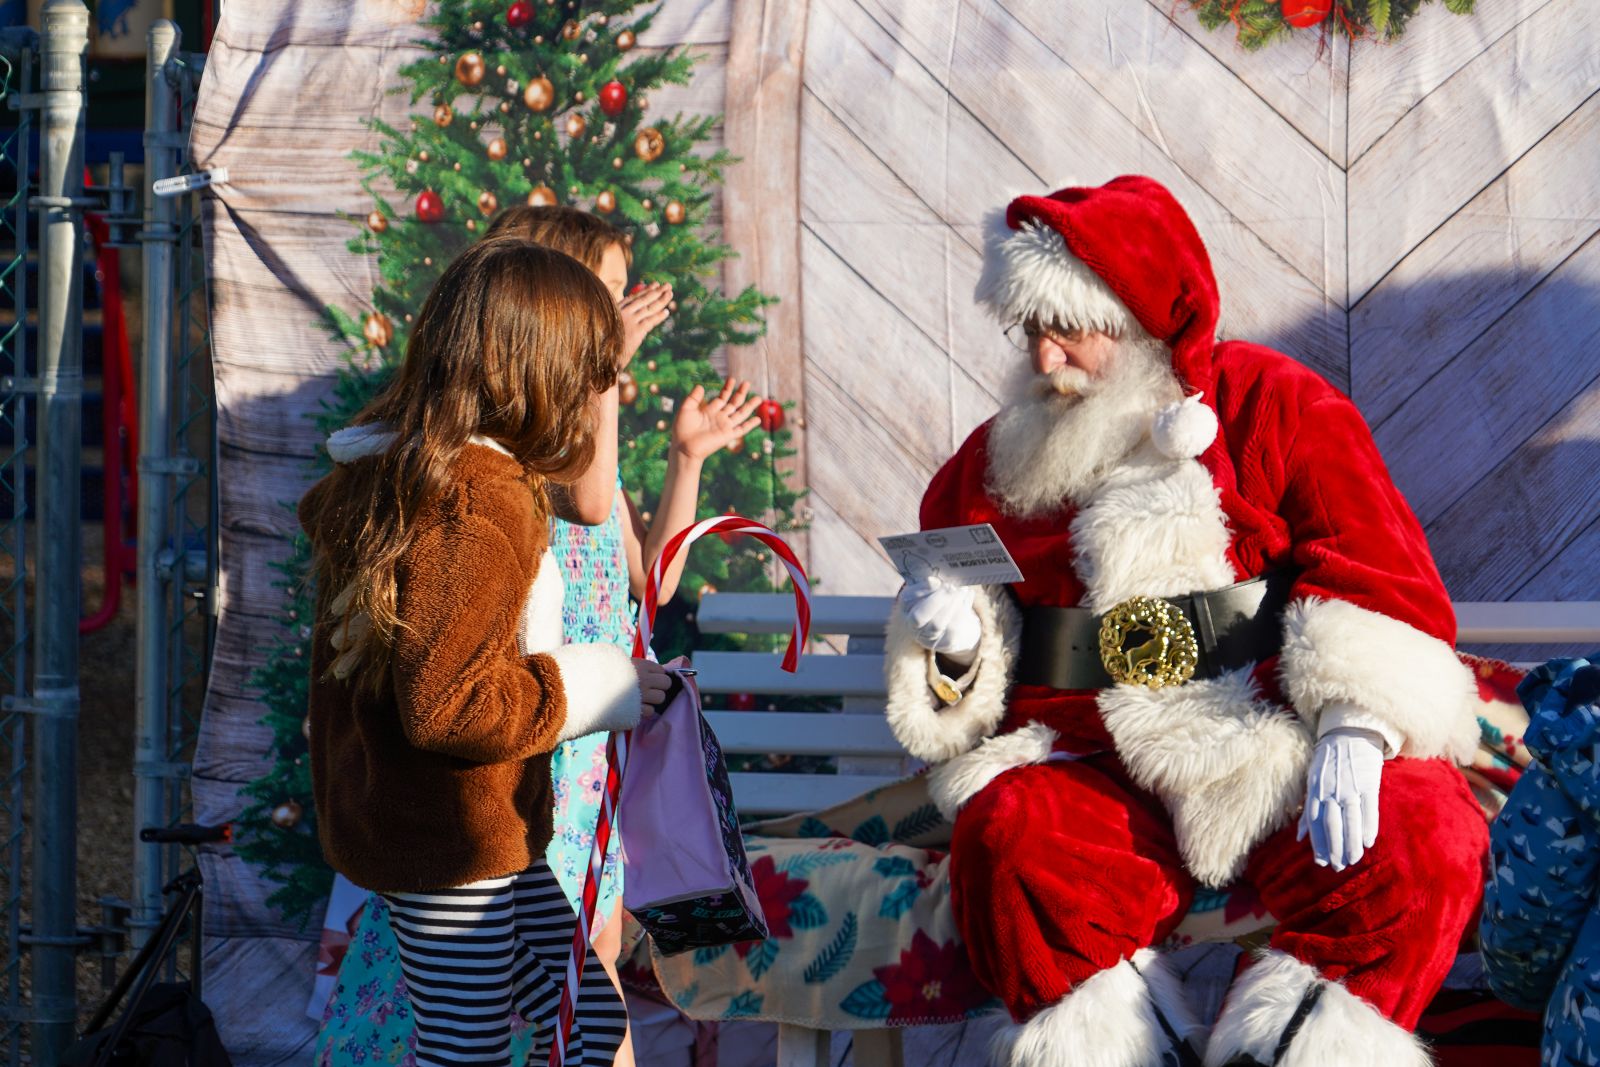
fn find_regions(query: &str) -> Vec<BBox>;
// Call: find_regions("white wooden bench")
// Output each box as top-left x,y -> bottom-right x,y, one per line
693,593 -> 1600,1067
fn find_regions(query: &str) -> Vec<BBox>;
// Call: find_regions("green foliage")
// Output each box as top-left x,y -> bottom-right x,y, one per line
238,0 -> 800,927
1186,0 -> 1473,50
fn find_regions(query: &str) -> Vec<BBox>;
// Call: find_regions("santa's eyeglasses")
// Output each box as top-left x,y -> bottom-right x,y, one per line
1003,319 -> 1089,352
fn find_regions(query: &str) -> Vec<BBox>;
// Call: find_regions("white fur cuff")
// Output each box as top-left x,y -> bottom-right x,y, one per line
884,584 -> 1021,762
1204,951 -> 1430,1067
928,722 -> 1059,820
1279,597 -> 1479,764
546,643 -> 641,741
992,949 -> 1202,1067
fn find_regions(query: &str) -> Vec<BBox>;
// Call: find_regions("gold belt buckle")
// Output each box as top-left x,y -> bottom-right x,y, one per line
1097,596 -> 1199,689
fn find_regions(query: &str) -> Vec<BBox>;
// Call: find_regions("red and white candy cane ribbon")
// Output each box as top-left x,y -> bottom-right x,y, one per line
548,514 -> 810,1066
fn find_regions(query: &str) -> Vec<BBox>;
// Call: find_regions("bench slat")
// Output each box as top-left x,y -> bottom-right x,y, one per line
729,773 -> 899,817
704,711 -> 902,757
699,593 -> 1600,645
691,651 -> 887,697
1456,601 -> 1600,643
698,593 -> 893,636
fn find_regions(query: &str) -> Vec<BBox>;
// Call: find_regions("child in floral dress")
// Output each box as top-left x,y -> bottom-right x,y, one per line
315,208 -> 757,1067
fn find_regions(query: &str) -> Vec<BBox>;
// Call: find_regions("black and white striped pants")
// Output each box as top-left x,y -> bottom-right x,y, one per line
383,861 -> 627,1067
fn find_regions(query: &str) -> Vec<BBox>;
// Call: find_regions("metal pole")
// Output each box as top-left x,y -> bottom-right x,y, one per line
30,2 -> 87,1062
132,19 -> 181,952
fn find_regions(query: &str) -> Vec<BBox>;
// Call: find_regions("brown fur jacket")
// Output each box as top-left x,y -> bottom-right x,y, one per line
299,429 -> 640,893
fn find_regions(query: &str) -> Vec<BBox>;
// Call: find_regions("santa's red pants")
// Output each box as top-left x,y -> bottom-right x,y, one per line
949,753 -> 1487,1026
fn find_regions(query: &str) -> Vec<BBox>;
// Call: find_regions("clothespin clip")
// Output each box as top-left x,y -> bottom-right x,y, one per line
153,167 -> 229,198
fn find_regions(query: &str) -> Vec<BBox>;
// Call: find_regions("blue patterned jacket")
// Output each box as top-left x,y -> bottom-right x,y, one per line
1481,654 -> 1600,1066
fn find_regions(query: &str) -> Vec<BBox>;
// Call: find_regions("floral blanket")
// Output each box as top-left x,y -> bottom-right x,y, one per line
647,655 -> 1531,1029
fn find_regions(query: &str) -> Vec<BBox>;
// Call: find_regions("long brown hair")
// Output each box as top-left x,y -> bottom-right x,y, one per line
313,239 -> 622,691
484,204 -> 632,273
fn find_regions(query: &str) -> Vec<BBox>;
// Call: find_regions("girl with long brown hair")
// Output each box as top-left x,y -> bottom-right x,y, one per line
300,238 -> 670,1067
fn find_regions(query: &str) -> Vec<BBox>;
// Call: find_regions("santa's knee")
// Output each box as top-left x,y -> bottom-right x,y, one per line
1370,761 -> 1489,916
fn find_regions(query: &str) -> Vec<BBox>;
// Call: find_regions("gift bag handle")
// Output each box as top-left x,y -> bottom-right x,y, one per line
633,513 -> 812,672
551,514 -> 808,1067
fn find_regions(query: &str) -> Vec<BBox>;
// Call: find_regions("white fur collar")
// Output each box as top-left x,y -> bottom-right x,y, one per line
324,424 -> 514,464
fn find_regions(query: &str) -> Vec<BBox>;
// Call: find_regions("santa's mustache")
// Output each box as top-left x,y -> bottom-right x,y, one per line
1027,365 -> 1100,401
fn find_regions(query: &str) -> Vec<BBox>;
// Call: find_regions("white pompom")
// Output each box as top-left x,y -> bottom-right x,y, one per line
1152,392 -> 1218,460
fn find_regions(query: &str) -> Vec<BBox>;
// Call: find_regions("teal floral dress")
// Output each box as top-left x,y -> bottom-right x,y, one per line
314,489 -> 635,1065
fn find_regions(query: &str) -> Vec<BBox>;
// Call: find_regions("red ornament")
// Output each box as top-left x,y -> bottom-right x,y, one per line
506,0 -> 534,27
414,189 -> 444,223
1281,0 -> 1332,28
757,399 -> 784,433
599,80 -> 628,117
728,693 -> 757,712
716,508 -> 742,543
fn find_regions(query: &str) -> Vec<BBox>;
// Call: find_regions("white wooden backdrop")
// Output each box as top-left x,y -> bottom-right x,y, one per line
191,1 -> 1599,1062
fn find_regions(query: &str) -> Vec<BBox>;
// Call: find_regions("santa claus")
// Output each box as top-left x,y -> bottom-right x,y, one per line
884,176 -> 1487,1066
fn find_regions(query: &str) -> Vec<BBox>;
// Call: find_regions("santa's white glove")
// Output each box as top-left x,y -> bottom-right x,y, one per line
1297,727 -> 1385,871
896,575 -> 981,659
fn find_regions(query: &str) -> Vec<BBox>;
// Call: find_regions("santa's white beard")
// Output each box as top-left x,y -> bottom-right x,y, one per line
985,337 -> 1183,517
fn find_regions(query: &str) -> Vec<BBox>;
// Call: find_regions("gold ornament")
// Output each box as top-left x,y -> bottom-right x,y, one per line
523,157 -> 533,166
423,256 -> 433,266
471,20 -> 483,31
634,126 -> 664,162
469,120 -> 479,130
595,189 -> 616,214
1097,596 -> 1199,689
726,435 -> 744,454
638,94 -> 650,111
433,102 -> 453,126
655,419 -> 667,430
365,210 -> 388,233
418,150 -> 430,162
534,35 -> 544,44
487,136 -> 508,161
561,19 -> 580,40
641,198 -> 652,211
645,360 -> 657,371
596,13 -> 608,25
455,51 -> 486,87
578,53 -> 588,64
499,102 -> 511,114
477,190 -> 499,215
612,157 -> 624,170
453,162 -> 462,172
465,219 -> 477,231
565,113 -> 587,139
363,311 -> 393,347
648,382 -> 660,396
496,64 -> 507,76
699,583 -> 717,598
619,375 -> 638,404
617,28 -> 636,50
523,76 -> 555,112
574,90 -> 585,104
664,199 -> 686,225
271,799 -> 303,829
527,185 -> 558,207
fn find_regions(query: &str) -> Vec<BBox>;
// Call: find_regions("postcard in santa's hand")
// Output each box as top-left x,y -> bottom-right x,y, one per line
877,523 -> 1024,588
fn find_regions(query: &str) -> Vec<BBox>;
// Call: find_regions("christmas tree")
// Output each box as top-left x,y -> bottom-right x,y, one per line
237,0 -> 803,927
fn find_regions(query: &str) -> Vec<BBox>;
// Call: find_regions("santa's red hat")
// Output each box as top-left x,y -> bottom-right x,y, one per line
976,176 -> 1224,459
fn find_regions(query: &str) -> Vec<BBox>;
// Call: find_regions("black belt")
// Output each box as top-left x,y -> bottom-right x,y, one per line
1014,570 -> 1296,690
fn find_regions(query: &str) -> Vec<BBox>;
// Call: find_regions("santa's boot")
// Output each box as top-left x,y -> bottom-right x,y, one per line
991,948 -> 1204,1067
1202,951 -> 1431,1067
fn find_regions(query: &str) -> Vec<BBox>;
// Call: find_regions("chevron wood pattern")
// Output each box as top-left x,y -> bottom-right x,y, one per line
778,0 -> 1600,624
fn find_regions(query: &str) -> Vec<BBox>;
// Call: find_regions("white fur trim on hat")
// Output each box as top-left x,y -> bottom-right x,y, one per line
991,949 -> 1203,1067
927,721 -> 1059,820
1279,597 -> 1480,764
884,584 -> 1020,763
976,216 -> 1134,335
1152,393 -> 1219,460
1204,950 -> 1431,1067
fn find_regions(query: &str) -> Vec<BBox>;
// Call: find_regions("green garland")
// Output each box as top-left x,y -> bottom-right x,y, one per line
1186,0 -> 1475,50
235,0 -> 802,928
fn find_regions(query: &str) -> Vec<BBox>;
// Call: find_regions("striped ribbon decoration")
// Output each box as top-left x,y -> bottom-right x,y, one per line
549,514 -> 811,1065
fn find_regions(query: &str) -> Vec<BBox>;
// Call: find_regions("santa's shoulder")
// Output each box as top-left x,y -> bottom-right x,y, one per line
1210,340 -> 1353,422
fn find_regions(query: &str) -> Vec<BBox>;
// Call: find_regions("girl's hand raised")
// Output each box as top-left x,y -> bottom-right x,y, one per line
672,379 -> 762,462
618,282 -> 672,368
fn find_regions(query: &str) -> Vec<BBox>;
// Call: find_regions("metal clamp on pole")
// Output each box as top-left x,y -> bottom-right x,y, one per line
1,688 -> 79,720
153,167 -> 227,198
